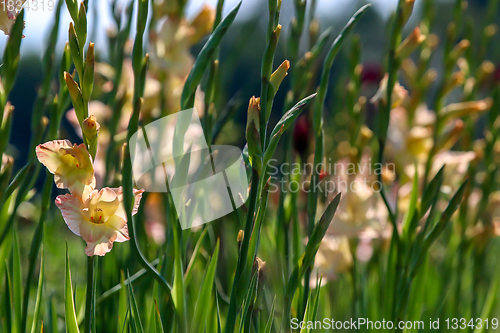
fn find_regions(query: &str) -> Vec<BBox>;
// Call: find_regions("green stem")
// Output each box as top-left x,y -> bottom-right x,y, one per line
84,255 -> 95,333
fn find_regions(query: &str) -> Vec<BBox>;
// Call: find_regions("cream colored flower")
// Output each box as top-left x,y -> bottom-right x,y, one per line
326,156 -> 389,238
55,187 -> 144,256
312,236 -> 353,285
36,140 -> 95,199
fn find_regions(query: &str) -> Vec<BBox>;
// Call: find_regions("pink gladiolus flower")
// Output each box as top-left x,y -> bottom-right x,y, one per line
36,140 -> 96,200
55,187 -> 144,256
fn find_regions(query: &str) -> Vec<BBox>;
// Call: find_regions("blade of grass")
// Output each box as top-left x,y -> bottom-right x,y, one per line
12,228 -> 22,333
29,247 -> 44,333
126,272 -> 144,333
181,2 -> 242,110
65,245 -> 80,333
190,240 -> 220,333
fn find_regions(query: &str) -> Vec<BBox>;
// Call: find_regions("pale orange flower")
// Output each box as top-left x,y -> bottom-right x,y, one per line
36,140 -> 95,199
55,187 -> 144,256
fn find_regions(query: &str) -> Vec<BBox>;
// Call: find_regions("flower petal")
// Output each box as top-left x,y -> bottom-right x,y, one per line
105,214 -> 129,242
112,187 -> 145,220
80,220 -> 107,244
36,140 -> 72,174
55,194 -> 85,236
91,187 -> 120,217
85,235 -> 116,256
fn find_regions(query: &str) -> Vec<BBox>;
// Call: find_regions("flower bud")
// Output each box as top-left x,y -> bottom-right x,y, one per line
237,230 -> 244,248
82,43 -> 95,102
64,71 -> 85,123
68,22 -> 84,77
396,27 -> 426,60
440,98 -> 493,120
82,115 -> 100,141
476,60 -> 495,84
269,60 -> 290,92
443,71 -> 465,96
246,97 -> 262,172
449,40 -> 470,63
402,0 -> 416,24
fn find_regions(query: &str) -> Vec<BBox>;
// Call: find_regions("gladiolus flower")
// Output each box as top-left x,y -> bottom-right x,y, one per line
36,140 -> 95,199
0,0 -> 26,36
371,74 -> 408,108
55,187 -> 144,256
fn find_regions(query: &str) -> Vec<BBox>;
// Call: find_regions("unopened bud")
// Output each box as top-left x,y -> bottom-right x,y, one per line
82,43 -> 95,102
64,72 -> 85,123
270,60 -> 290,92
246,96 -> 261,132
443,71 -> 465,96
358,125 -> 373,148
449,40 -> 470,62
237,230 -> 244,248
463,77 -> 476,99
476,60 -> 495,84
2,101 -> 14,121
440,98 -> 493,120
82,115 -> 100,141
68,22 -> 83,76
402,0 -> 416,24
396,27 -> 426,60
246,96 -> 262,171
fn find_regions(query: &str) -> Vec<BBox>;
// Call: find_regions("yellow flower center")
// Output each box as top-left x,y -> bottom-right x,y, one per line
90,207 -> 105,224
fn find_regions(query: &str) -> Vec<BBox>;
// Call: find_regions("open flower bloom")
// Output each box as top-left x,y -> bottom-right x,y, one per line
56,187 -> 144,256
36,140 -> 95,199
311,236 -> 353,286
0,0 -> 26,35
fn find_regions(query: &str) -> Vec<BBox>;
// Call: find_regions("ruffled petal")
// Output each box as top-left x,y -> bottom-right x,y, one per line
91,187 -> 120,217
36,140 -> 72,174
80,220 -> 107,244
69,177 -> 96,201
85,235 -> 116,256
105,214 -> 129,242
55,194 -> 85,236
112,188 -> 145,220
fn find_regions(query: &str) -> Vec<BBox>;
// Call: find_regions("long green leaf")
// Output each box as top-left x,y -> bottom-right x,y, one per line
30,247 -> 44,333
172,225 -> 187,333
181,2 -> 242,109
190,240 -> 220,333
65,245 -> 80,333
126,272 -> 144,333
270,93 -> 317,138
12,229 -> 22,333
